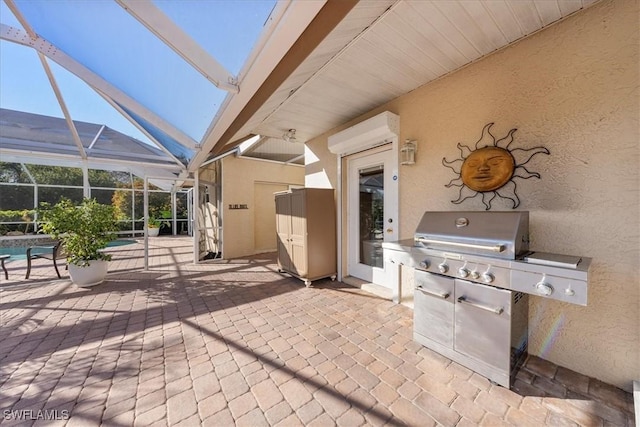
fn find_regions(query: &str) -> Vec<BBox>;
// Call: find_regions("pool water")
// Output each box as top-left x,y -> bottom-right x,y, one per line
0,239 -> 136,261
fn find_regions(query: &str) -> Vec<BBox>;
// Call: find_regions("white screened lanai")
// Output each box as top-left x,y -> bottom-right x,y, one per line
0,0 -> 321,265
0,0 -> 319,171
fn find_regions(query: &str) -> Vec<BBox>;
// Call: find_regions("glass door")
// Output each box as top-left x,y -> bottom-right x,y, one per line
347,148 -> 398,283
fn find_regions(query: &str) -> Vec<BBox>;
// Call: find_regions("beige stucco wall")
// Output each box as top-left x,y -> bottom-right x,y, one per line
222,156 -> 304,259
305,0 -> 639,391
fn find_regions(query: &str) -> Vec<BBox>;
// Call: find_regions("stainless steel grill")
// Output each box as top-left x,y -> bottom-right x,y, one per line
414,211 -> 529,260
383,211 -> 591,389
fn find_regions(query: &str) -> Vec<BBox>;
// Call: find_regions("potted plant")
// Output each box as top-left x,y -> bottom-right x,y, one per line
147,216 -> 161,237
38,198 -> 117,287
146,211 -> 171,237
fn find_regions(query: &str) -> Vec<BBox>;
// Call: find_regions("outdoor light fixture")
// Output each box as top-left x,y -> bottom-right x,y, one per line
283,129 -> 297,143
401,139 -> 417,165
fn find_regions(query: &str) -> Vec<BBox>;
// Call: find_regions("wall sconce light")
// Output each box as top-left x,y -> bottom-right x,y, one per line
283,129 -> 297,143
401,139 -> 417,165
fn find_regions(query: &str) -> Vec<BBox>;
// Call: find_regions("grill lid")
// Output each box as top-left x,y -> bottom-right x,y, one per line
414,211 -> 529,260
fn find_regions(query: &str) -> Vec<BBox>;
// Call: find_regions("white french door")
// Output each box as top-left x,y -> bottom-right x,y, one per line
347,148 -> 398,284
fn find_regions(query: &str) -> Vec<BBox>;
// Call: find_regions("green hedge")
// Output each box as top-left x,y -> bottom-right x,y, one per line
0,210 -> 36,235
0,209 -> 35,222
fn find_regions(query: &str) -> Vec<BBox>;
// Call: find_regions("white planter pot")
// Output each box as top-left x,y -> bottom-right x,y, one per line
69,260 -> 109,287
148,227 -> 160,237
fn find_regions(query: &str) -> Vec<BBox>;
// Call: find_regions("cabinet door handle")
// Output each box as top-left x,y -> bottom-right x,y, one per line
416,286 -> 450,299
457,296 -> 504,315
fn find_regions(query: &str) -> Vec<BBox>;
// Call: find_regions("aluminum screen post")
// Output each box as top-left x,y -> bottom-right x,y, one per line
193,169 -> 199,265
171,190 -> 177,236
144,177 -> 149,271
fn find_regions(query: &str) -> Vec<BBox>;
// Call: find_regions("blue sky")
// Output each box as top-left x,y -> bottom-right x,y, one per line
0,0 -> 276,145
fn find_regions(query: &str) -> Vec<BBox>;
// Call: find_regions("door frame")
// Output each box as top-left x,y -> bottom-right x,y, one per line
337,141 -> 399,283
346,148 -> 399,282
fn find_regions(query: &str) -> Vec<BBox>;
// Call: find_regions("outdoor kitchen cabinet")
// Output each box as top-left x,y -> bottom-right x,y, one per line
275,188 -> 336,286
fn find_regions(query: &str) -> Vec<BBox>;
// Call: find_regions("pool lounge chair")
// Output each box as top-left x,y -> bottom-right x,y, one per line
26,241 -> 64,279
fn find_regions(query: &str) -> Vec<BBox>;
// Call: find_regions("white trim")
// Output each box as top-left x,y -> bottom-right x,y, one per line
237,155 -> 305,167
285,153 -> 305,164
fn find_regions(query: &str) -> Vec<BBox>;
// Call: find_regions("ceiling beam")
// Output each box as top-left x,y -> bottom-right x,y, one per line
207,0 -> 358,158
0,148 -> 183,172
37,53 -> 88,160
93,88 -> 191,170
4,0 -> 89,159
187,0 -> 333,172
115,0 -> 239,93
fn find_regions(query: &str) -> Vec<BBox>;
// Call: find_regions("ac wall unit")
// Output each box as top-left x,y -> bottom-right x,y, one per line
328,111 -> 399,155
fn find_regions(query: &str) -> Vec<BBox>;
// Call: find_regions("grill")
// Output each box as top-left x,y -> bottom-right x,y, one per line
414,211 -> 529,260
384,211 -> 591,388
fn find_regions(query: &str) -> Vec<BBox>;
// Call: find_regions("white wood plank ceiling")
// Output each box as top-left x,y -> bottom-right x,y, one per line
229,0 -> 600,146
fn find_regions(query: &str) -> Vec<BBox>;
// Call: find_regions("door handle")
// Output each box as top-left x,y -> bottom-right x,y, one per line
416,286 -> 450,299
386,228 -> 393,233
457,296 -> 504,315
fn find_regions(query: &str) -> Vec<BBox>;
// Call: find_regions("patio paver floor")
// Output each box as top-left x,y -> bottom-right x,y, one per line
0,237 -> 635,426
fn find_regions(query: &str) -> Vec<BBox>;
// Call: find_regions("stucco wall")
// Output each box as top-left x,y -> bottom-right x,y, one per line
222,156 -> 304,259
305,0 -> 639,390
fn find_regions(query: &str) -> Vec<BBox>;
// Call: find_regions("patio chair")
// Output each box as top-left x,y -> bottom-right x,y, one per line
0,254 -> 9,280
25,241 -> 65,279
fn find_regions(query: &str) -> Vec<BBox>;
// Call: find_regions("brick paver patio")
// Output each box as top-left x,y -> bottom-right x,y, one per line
0,237 -> 635,426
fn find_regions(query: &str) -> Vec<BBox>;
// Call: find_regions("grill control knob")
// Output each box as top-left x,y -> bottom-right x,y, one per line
438,263 -> 449,274
535,281 -> 554,296
419,260 -> 430,269
481,272 -> 495,283
470,271 -> 480,280
458,267 -> 470,278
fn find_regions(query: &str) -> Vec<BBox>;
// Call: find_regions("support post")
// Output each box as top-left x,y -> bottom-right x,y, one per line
144,177 -> 149,271
193,170 -> 200,265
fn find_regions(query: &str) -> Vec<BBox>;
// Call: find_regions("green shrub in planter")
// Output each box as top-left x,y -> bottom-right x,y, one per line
38,198 -> 118,266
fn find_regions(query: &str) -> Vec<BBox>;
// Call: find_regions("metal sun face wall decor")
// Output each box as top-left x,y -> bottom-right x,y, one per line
442,123 -> 550,210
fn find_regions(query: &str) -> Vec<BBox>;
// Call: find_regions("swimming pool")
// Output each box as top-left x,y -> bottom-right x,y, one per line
0,239 -> 137,261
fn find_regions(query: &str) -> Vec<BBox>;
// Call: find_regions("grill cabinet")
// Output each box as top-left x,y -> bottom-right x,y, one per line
412,211 -> 530,388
